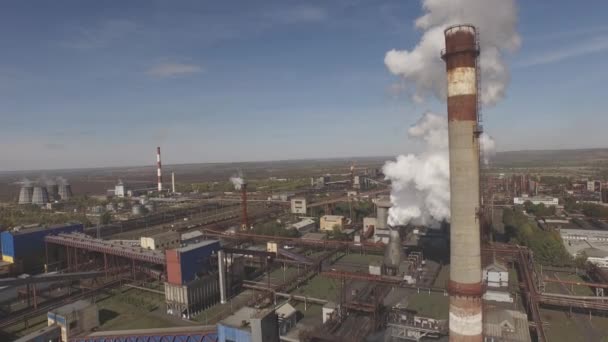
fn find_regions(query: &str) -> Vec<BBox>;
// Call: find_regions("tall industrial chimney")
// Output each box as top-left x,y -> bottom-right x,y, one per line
172,172 -> 176,193
156,147 -> 163,192
241,182 -> 248,230
441,24 -> 483,341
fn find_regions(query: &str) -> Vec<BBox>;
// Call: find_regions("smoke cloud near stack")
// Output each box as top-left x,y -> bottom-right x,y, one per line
383,112 -> 450,226
383,0 -> 519,226
384,0 -> 520,106
230,176 -> 244,190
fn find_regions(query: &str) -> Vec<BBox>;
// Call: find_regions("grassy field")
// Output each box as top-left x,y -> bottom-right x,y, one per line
336,253 -> 384,264
406,291 -> 449,320
433,265 -> 450,288
95,288 -> 179,331
293,275 -> 341,302
545,273 -> 594,296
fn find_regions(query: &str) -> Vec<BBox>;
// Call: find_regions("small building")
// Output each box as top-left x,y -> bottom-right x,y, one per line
14,325 -> 61,342
276,303 -> 298,336
140,231 -> 180,251
483,262 -> 509,288
320,215 -> 345,232
290,198 -> 307,214
369,261 -> 382,276
513,196 -> 559,206
47,300 -> 99,342
288,218 -> 316,234
322,302 -> 337,324
217,306 -> 279,342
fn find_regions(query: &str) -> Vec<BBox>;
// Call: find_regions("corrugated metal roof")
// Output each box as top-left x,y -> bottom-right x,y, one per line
177,240 -> 219,252
483,308 -> 531,342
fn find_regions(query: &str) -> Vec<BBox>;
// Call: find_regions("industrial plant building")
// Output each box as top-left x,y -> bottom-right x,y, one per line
47,300 -> 99,342
217,306 -> 279,342
290,197 -> 307,214
140,231 -> 181,251
513,195 -> 559,206
1,223 -> 83,271
319,215 -> 345,232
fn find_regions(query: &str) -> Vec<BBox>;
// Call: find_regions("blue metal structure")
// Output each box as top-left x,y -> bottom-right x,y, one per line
217,324 -> 251,342
1,223 -> 83,266
71,328 -> 218,342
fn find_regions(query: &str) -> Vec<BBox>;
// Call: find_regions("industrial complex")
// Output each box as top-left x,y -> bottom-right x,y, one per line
2,11 -> 608,342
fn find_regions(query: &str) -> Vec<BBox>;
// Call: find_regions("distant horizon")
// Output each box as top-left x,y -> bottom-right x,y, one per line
1,147 -> 607,174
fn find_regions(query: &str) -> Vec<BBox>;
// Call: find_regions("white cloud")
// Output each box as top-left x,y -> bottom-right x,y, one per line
62,19 -> 138,50
145,62 -> 204,78
518,36 -> 608,67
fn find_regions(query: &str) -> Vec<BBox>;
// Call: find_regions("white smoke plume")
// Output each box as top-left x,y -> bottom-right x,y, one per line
229,176 -> 244,190
382,0 -> 519,226
383,113 -> 449,226
384,0 -> 520,106
383,115 -> 497,226
479,133 -> 496,165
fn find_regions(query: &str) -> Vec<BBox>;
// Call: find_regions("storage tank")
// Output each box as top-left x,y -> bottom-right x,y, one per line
376,197 -> 391,229
18,184 -> 34,204
132,204 -> 144,216
383,229 -> 403,276
31,186 -> 49,205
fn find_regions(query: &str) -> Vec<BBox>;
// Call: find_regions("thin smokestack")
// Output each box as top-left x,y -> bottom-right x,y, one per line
241,182 -> 248,230
157,147 -> 163,192
441,24 -> 483,341
172,172 -> 176,193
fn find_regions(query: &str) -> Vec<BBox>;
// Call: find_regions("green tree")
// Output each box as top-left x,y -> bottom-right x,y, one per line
99,211 -> 112,225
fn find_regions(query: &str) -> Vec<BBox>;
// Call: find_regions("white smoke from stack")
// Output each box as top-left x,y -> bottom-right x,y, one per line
383,116 -> 497,226
230,176 -> 244,190
383,112 -> 450,226
480,133 -> 496,165
382,0 -> 519,226
384,0 -> 520,106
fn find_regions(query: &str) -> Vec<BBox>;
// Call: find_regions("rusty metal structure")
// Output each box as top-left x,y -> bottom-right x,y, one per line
441,24 -> 483,342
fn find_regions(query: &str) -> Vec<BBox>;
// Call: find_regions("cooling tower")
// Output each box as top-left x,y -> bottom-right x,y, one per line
31,186 -> 49,205
58,183 -> 73,200
18,184 -> 34,204
46,180 -> 59,201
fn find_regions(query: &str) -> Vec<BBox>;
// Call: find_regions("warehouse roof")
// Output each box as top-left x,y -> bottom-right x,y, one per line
483,308 -> 531,342
7,222 -> 82,235
219,307 -> 275,331
176,239 -> 219,252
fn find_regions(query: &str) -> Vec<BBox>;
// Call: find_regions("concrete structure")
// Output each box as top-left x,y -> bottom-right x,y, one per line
322,302 -> 337,324
290,198 -> 307,214
18,182 -> 34,204
181,231 -> 204,244
32,186 -> 49,205
218,249 -> 227,304
287,218 -> 316,234
58,182 -> 73,201
165,275 -> 220,319
587,180 -> 602,193
319,215 -> 345,232
442,24 -> 482,341
483,308 -> 531,342
384,230 -> 403,276
140,231 -> 180,251
513,195 -> 559,206
369,261 -> 382,276
374,227 -> 391,244
241,182 -> 249,230
483,262 -> 509,288
276,303 -> 298,336
375,197 -> 391,229
483,290 -> 513,303
217,306 -> 279,342
172,172 -> 176,193
47,300 -> 99,342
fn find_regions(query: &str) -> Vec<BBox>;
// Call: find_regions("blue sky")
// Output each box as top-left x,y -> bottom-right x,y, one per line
1,0 -> 607,171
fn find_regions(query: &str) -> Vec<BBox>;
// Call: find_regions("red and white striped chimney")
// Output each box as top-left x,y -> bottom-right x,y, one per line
157,147 -> 163,192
